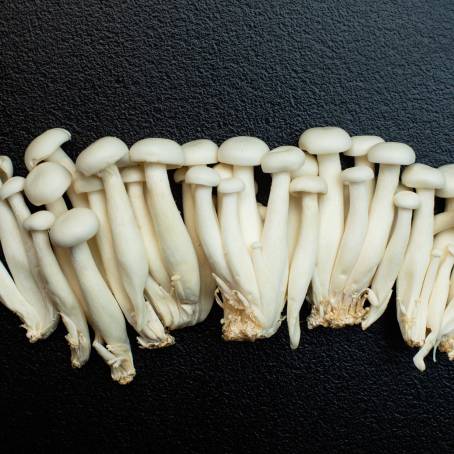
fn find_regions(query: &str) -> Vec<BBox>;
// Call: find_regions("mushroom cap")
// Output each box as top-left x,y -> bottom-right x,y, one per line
344,135 -> 384,157
290,175 -> 327,194
130,138 -> 184,168
298,127 -> 351,156
24,128 -> 71,171
436,164 -> 454,198
0,176 -> 25,200
50,208 -> 99,248
0,156 -> 13,182
24,162 -> 72,206
217,177 -> 244,194
76,137 -> 129,176
23,210 -> 55,232
213,163 -> 233,180
401,163 -> 445,190
182,139 -> 218,166
367,142 -> 416,166
73,175 -> 104,194
218,136 -> 269,166
121,166 -> 145,184
291,154 -> 318,178
261,146 -> 305,174
341,166 -> 374,184
185,166 -> 220,187
173,167 -> 187,183
393,190 -> 421,210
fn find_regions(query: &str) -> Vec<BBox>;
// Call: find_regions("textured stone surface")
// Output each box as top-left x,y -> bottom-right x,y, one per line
0,1 -> 453,452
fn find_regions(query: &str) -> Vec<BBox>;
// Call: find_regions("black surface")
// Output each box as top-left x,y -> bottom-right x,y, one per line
0,1 -> 453,452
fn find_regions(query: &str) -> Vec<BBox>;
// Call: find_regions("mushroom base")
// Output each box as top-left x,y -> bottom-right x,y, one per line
439,336 -> 454,360
307,293 -> 369,329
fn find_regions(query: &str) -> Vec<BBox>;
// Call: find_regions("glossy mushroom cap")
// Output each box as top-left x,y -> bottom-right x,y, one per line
0,155 -> 13,182
341,166 -> 374,184
50,208 -> 99,248
218,136 -> 269,166
291,154 -> 318,178
217,177 -> 244,194
298,127 -> 351,156
23,210 -> 56,232
367,142 -> 416,166
73,175 -> 104,194
130,138 -> 184,168
76,137 -> 129,176
0,176 -> 25,200
344,136 -> 384,157
436,164 -> 454,198
401,163 -> 445,190
121,166 -> 145,184
24,162 -> 72,206
290,175 -> 328,194
24,128 -> 71,171
261,146 -> 305,174
393,191 -> 421,210
185,166 -> 220,187
213,163 -> 233,180
182,139 -> 218,166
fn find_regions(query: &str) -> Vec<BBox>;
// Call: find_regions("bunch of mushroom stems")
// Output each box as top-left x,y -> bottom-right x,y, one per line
0,126 -> 453,384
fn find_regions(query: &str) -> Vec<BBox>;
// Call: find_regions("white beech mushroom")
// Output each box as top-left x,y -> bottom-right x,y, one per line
287,175 -> 327,349
338,142 -> 416,327
129,138 -> 200,306
23,211 -> 91,367
343,136 -> 383,207
288,154 -> 318,261
362,191 -> 420,329
24,128 -> 88,208
213,163 -> 233,215
49,207 -> 135,384
179,139 -> 221,322
217,137 -> 269,249
256,146 -> 305,336
413,245 -> 454,371
397,164 -> 445,346
0,159 -> 58,339
76,137 -> 172,346
329,166 -> 375,300
298,127 -> 351,327
0,176 -> 60,334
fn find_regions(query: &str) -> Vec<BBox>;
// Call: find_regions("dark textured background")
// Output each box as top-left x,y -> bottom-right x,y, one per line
0,1 -> 453,452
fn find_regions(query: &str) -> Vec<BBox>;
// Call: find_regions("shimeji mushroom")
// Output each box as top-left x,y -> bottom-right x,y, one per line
339,142 -> 416,326
254,146 -> 305,337
343,136 -> 383,207
76,137 -> 172,346
329,166 -> 375,308
217,137 -> 269,249
362,191 -> 420,329
129,138 -> 200,306
73,174 -> 172,346
24,128 -> 88,208
23,211 -> 91,367
397,164 -> 445,346
413,245 -> 454,371
213,163 -> 233,216
50,207 -> 135,384
0,176 -> 60,332
287,175 -> 327,349
298,127 -> 351,326
0,159 -> 58,338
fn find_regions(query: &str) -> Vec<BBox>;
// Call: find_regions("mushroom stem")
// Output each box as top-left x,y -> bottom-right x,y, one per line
287,192 -> 319,348
143,163 -> 200,305
354,155 -> 375,205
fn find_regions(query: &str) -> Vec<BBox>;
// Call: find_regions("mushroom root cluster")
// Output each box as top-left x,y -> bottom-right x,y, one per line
0,127 -> 452,383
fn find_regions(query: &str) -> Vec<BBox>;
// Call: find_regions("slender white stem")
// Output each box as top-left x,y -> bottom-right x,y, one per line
287,193 -> 319,349
355,155 -> 375,205
144,163 -> 200,305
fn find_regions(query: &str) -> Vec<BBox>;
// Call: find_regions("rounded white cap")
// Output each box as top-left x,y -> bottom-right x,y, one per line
290,176 -> 327,194
130,138 -> 184,167
261,146 -> 305,174
436,164 -> 454,198
341,166 -> 374,184
291,154 -> 318,178
401,163 -> 445,190
23,210 -> 56,232
218,136 -> 269,166
368,142 -> 416,166
217,177 -> 244,194
0,176 -> 25,200
344,135 -> 384,157
393,190 -> 420,210
121,166 -> 145,184
182,139 -> 218,166
298,127 -> 351,156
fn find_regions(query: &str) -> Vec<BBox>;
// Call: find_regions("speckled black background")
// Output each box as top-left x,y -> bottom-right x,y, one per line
0,1 -> 453,452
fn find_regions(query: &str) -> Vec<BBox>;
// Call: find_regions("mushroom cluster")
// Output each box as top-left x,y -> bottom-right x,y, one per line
0,127 -> 452,383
